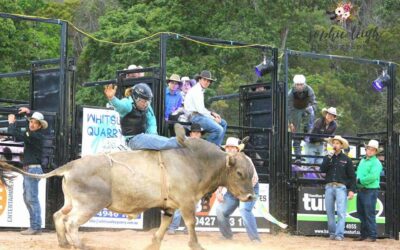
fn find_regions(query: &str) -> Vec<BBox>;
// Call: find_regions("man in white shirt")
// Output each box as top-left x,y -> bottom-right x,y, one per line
184,70 -> 227,146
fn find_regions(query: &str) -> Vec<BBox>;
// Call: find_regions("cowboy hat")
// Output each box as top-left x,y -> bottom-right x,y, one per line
223,137 -> 240,149
365,139 -> 383,153
324,135 -> 349,149
189,123 -> 204,133
222,137 -> 245,151
29,112 -> 48,129
181,76 -> 194,87
167,73 -> 181,83
181,76 -> 190,82
321,107 -> 338,117
194,70 -> 216,82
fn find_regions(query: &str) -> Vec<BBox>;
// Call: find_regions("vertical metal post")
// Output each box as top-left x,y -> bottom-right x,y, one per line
395,132 -> 400,240
159,34 -> 168,135
268,47 -> 277,224
44,20 -> 69,230
282,49 -> 291,226
386,63 -> 398,239
29,64 -> 34,109
271,47 -> 286,225
283,49 -> 289,159
69,58 -> 77,159
59,21 -> 69,165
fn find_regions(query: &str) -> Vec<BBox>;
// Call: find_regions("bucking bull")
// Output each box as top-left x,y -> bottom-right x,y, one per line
0,125 -> 255,250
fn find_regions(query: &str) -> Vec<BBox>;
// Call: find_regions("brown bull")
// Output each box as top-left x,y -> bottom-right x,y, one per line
0,137 -> 255,250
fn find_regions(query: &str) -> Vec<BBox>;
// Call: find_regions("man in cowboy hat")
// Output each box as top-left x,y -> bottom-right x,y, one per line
7,107 -> 48,235
305,107 -> 338,165
184,70 -> 227,146
320,135 -> 356,241
216,137 -> 261,242
185,123 -> 204,138
165,76 -> 194,126
165,73 -> 183,121
354,139 -> 383,242
288,74 -> 316,163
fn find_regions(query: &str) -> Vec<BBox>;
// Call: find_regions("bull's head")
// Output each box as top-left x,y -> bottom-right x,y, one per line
225,153 -> 255,202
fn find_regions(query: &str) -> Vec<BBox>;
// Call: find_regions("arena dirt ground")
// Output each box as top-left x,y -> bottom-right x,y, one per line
0,229 -> 399,250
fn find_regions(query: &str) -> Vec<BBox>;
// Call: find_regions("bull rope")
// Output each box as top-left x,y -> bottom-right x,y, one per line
103,153 -> 135,176
158,151 -> 169,209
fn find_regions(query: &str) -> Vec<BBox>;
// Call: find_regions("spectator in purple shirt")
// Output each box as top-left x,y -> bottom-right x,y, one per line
165,74 -> 183,121
180,76 -> 194,103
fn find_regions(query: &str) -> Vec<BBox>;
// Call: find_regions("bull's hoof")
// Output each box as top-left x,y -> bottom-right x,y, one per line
189,242 -> 205,250
58,240 -> 70,249
72,241 -> 90,250
174,123 -> 186,147
144,243 -> 161,250
76,244 -> 91,250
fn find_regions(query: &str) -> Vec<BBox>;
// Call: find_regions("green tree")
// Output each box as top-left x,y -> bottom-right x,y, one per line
0,0 -> 399,132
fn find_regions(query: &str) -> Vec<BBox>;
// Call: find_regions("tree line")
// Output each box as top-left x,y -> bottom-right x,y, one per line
0,0 -> 399,134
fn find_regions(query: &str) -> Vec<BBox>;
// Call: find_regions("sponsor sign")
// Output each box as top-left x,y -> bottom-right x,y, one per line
81,107 -> 143,229
82,209 -> 143,229
81,107 -> 126,156
0,174 -> 46,228
297,186 -> 385,236
175,183 -> 272,233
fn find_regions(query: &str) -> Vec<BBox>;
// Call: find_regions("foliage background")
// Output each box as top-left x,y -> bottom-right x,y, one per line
0,0 -> 399,135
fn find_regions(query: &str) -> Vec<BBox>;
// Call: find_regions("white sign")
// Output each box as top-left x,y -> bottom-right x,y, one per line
82,209 -> 143,229
81,107 -> 126,156
190,183 -> 285,233
81,107 -> 143,229
0,174 -> 46,228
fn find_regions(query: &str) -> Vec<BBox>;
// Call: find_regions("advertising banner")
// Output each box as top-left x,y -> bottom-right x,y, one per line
81,107 -> 143,229
0,174 -> 46,228
81,107 -> 126,156
175,183 -> 285,233
297,186 -> 385,236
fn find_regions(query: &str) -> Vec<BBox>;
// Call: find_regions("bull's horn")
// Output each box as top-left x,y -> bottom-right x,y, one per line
226,155 -> 236,167
174,123 -> 186,147
238,136 -> 250,152
241,136 -> 250,145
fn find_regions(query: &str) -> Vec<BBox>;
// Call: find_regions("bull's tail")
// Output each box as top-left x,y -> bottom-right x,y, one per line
0,161 -> 70,179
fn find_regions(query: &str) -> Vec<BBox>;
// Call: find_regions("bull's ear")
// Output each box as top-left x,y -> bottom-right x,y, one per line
227,155 -> 236,168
